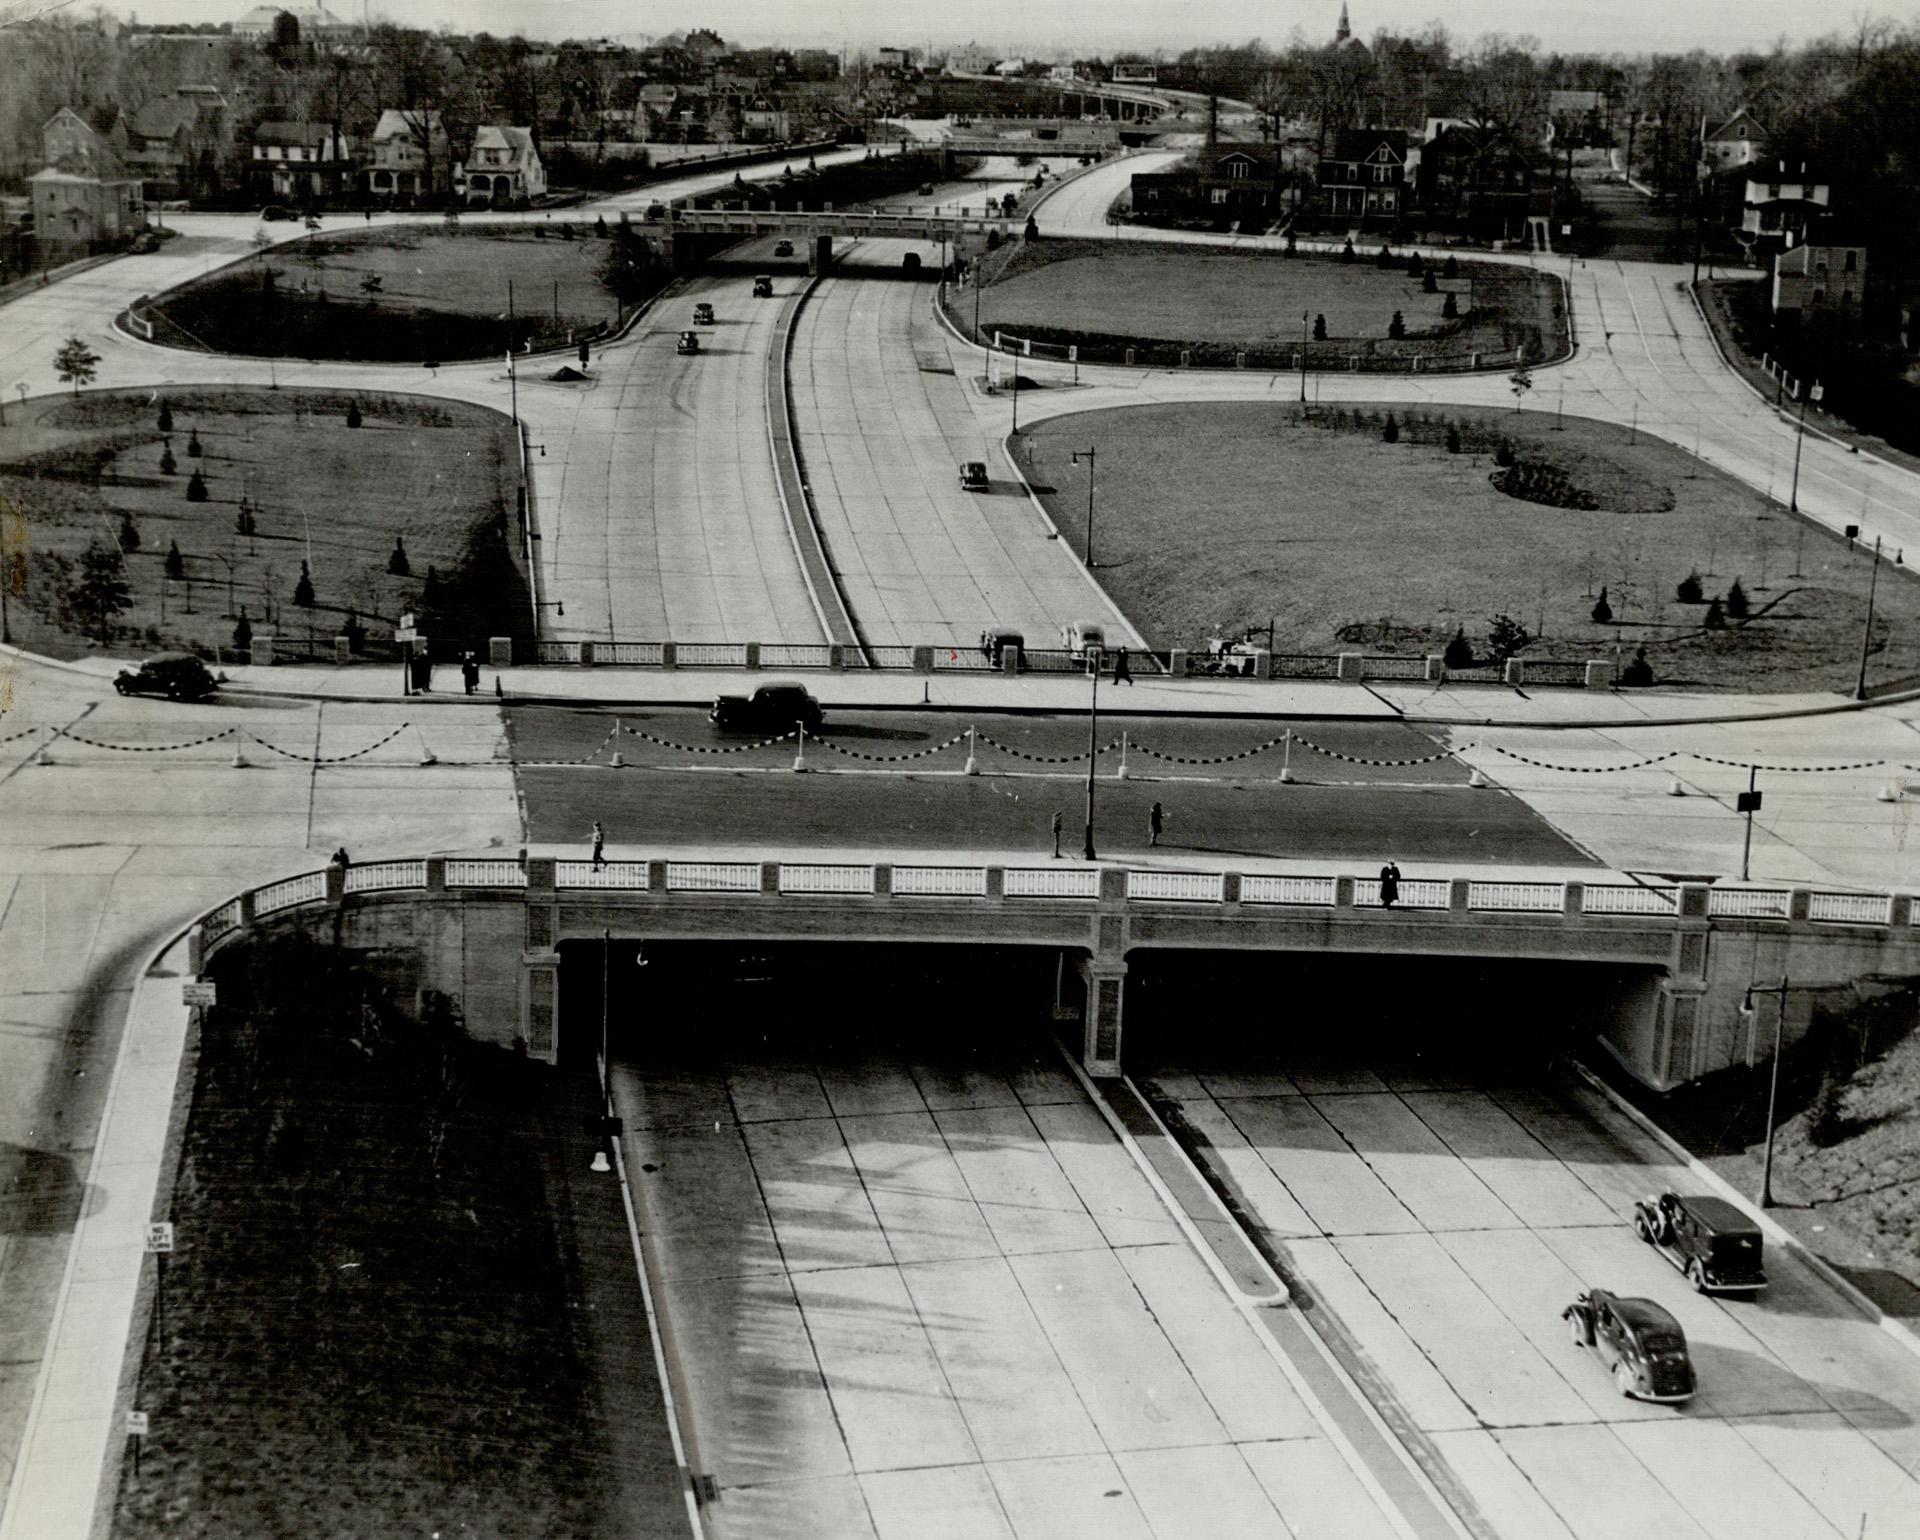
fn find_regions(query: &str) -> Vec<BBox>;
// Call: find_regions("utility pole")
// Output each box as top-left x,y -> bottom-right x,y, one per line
1739,763 -> 1760,880
1743,978 -> 1792,1207
1299,310 -> 1309,404
1788,380 -> 1820,512
1082,660 -> 1100,862
1855,535 -> 1883,700
507,278 -> 519,425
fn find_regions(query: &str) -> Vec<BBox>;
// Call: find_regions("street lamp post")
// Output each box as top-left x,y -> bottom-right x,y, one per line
1071,447 -> 1096,567
1081,659 -> 1100,861
1298,310 -> 1309,405
1787,380 -> 1821,512
1854,535 -> 1883,701
1742,978 -> 1793,1207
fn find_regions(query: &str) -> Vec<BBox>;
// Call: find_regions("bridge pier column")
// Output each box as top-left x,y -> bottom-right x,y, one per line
1076,954 -> 1129,1077
808,234 -> 833,274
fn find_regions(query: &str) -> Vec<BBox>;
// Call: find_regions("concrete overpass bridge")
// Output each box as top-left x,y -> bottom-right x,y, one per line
193,854 -> 1920,1090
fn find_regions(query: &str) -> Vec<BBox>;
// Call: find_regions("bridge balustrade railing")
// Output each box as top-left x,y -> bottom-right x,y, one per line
1808,892 -> 1893,925
1354,878 -> 1451,909
665,862 -> 761,892
1467,881 -> 1566,912
344,860 -> 428,894
1241,875 -> 1337,906
1580,884 -> 1680,915
1707,887 -> 1793,920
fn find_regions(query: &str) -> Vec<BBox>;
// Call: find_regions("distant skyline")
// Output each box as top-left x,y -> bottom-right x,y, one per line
43,0 -> 1920,55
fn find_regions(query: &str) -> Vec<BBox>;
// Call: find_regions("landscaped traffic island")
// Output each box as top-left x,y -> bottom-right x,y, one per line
0,387 -> 526,661
1024,402 -> 1919,694
144,223 -> 647,362
968,238 -> 1567,371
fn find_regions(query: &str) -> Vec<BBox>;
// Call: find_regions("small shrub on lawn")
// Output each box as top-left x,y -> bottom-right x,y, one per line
1382,412 -> 1399,443
293,560 -> 314,608
1313,313 -> 1328,341
1340,239 -> 1355,264
1376,244 -> 1394,268
1494,441 -> 1515,468
1445,425 -> 1461,453
186,428 -> 202,457
1444,254 -> 1459,278
160,441 -> 176,475
1486,612 -> 1532,660
1677,570 -> 1704,603
157,400 -> 172,432
165,540 -> 185,580
1591,585 -> 1613,623
1422,269 -> 1438,294
1442,291 -> 1458,319
1621,646 -> 1655,686
346,399 -> 362,428
1726,577 -> 1749,619
594,215 -> 609,237
1407,251 -> 1424,276
388,535 -> 410,576
186,469 -> 208,502
118,510 -> 140,552
1388,310 -> 1406,340
1444,626 -> 1475,668
233,609 -> 252,651
1704,595 -> 1726,629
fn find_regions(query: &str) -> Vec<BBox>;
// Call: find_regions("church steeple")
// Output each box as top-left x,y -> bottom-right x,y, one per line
1336,3 -> 1352,43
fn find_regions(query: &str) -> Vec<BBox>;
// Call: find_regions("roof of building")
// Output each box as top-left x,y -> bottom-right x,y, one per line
371,108 -> 445,141
1325,128 -> 1409,161
1550,90 -> 1606,115
471,125 -> 540,164
251,120 -> 347,147
1705,106 -> 1766,142
129,96 -> 202,140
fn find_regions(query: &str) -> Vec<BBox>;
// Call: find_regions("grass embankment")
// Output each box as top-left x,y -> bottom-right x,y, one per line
0,388 -> 523,661
974,239 -> 1564,368
1024,401 -> 1920,693
112,933 -> 652,1539
148,226 -> 637,362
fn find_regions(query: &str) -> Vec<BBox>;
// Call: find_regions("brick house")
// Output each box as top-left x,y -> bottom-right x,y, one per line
29,108 -> 144,254
1418,124 -> 1538,240
1316,128 -> 1412,226
248,120 -> 354,202
1772,232 -> 1867,324
1131,146 -> 1284,227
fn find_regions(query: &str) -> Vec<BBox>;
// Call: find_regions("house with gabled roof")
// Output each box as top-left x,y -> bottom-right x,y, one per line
30,107 -> 144,253
1702,107 -> 1767,175
366,109 -> 451,203
455,126 -> 546,207
1317,128 -> 1412,226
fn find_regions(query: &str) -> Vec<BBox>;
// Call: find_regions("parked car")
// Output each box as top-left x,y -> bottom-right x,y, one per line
1633,1191 -> 1766,1293
774,238 -> 795,257
692,301 -> 715,325
710,681 -> 823,735
917,182 -> 935,195
676,330 -> 701,355
114,652 -> 217,702
259,205 -> 297,222
753,275 -> 774,297
958,460 -> 989,491
1563,1288 -> 1696,1403
1063,622 -> 1105,655
979,628 -> 1023,668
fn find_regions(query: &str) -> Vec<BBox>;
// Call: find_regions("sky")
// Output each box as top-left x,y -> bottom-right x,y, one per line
32,0 -> 1920,55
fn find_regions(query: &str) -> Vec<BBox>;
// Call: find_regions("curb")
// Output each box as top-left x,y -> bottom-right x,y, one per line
1565,1054 -> 1920,1368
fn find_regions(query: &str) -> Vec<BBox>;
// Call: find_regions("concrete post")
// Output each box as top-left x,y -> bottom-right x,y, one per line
660,641 -> 676,669
489,637 -> 513,667
912,645 -> 934,673
1076,953 -> 1128,1077
425,859 -> 446,893
334,636 -> 352,664
1893,895 -> 1913,927
1450,878 -> 1471,912
985,867 -> 1005,899
253,635 -> 276,666
1257,650 -> 1275,680
1425,655 -> 1446,681
1585,661 -> 1611,689
1335,875 -> 1355,909
325,863 -> 346,904
526,857 -> 556,893
1180,349 -> 1192,367
1677,883 -> 1710,919
744,642 -> 760,670
1168,648 -> 1187,677
1565,882 -> 1585,915
760,862 -> 780,895
831,644 -> 847,671
580,640 -> 596,668
647,859 -> 667,892
875,864 -> 893,895
1223,873 -> 1242,904
1001,646 -> 1020,675
1790,888 -> 1811,922
1337,653 -> 1365,682
1503,658 -> 1525,686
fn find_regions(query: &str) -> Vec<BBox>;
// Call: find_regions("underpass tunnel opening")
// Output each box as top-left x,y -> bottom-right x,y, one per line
555,939 -> 1078,1074
1123,950 -> 1665,1084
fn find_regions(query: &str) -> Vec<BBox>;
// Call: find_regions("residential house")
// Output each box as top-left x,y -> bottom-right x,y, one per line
1316,129 -> 1412,227
365,109 -> 451,203
1702,108 -> 1767,176
1132,146 -> 1284,227
124,91 -> 227,201
29,107 -> 144,253
1548,90 -> 1608,148
741,99 -> 793,141
248,120 -> 353,202
1418,124 -> 1539,240
874,46 -> 915,73
457,126 -> 546,207
1772,230 -> 1867,323
635,84 -> 679,140
1739,164 -> 1830,256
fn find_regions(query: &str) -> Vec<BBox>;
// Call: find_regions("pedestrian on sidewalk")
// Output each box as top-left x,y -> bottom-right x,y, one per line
461,652 -> 480,695
1379,860 -> 1401,909
1113,646 -> 1132,685
1051,810 -> 1064,859
329,846 -> 350,873
1148,801 -> 1164,847
589,820 -> 606,868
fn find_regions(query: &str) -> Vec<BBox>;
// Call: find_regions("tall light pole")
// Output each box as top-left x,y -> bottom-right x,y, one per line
506,278 -> 519,426
1082,659 -> 1100,862
1298,310 -> 1309,404
1071,447 -> 1096,567
1787,380 -> 1820,512
1742,978 -> 1793,1207
1854,535 -> 1883,700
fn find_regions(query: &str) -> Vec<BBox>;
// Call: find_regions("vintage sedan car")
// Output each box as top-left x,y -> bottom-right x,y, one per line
259,204 -> 297,222
774,238 -> 795,257
1633,1191 -> 1766,1293
114,652 -> 218,701
753,275 -> 774,297
692,301 -> 715,325
710,681 -> 823,735
958,460 -> 989,491
1563,1288 -> 1696,1403
675,330 -> 701,355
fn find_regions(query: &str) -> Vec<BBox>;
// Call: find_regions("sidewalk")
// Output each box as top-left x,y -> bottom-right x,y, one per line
9,643 -> 1891,731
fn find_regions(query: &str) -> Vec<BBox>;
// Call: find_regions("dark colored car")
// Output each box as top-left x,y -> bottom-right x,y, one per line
1563,1288 -> 1696,1403
774,239 -> 795,257
753,275 -> 774,297
1633,1191 -> 1766,1293
676,330 -> 701,355
958,460 -> 989,491
693,301 -> 715,325
710,681 -> 823,735
114,653 -> 217,701
979,628 -> 1023,668
260,205 -> 297,222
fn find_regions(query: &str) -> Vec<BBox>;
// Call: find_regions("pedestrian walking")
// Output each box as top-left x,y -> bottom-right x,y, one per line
1051,810 -> 1064,859
1113,646 -> 1132,685
329,846 -> 350,872
461,652 -> 480,695
1379,860 -> 1401,909
1148,801 -> 1164,847
589,820 -> 606,869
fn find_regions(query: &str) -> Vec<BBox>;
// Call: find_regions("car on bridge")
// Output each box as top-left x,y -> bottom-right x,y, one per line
114,653 -> 218,702
1632,1191 -> 1767,1293
710,682 -> 824,736
676,330 -> 701,355
753,275 -> 774,297
692,302 -> 715,325
1563,1288 -> 1696,1403
774,239 -> 795,257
